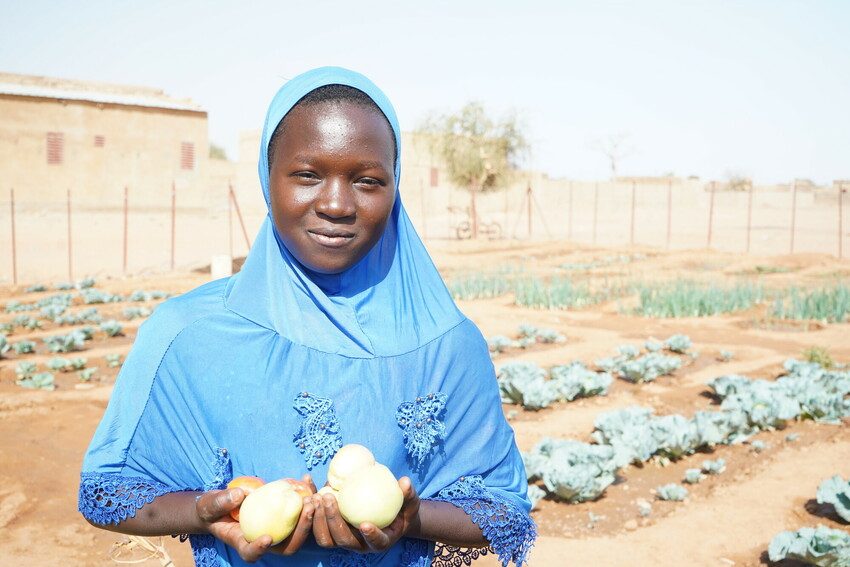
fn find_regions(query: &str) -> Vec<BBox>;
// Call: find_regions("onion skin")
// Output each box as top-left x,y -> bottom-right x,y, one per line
336,464 -> 403,529
239,480 -> 303,544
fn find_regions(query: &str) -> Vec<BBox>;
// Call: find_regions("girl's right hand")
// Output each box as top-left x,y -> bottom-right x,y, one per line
195,479 -> 316,562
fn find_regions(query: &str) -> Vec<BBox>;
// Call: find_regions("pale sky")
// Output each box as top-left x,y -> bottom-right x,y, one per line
1,0 -> 848,184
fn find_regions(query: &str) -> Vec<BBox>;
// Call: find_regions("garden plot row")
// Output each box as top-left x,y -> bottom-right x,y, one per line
496,334 -> 697,411
449,270 -> 850,322
0,278 -> 167,391
516,351 -> 849,564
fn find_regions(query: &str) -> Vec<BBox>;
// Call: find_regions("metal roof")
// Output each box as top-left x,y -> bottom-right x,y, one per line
0,82 -> 205,113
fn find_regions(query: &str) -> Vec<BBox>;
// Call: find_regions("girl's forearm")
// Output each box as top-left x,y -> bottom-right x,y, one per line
408,500 -> 487,548
85,491 -> 206,536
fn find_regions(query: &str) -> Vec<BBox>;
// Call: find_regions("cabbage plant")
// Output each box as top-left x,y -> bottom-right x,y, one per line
12,340 -> 35,354
655,484 -> 688,502
768,525 -> 850,566
100,320 -> 124,337
524,438 -> 618,503
16,372 -> 55,391
817,476 -> 850,523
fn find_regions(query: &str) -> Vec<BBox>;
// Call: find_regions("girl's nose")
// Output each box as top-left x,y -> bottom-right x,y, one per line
315,177 -> 356,219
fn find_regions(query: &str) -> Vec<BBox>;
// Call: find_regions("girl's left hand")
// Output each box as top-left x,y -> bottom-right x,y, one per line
311,476 -> 420,553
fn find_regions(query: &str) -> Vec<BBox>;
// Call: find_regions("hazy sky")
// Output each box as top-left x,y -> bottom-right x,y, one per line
2,0 -> 848,184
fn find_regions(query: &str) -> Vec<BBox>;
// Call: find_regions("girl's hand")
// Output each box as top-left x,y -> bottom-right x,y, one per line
311,476 -> 420,553
196,474 -> 318,562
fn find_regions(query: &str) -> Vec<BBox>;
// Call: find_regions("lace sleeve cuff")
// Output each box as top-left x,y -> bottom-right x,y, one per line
427,475 -> 536,566
78,471 -> 175,525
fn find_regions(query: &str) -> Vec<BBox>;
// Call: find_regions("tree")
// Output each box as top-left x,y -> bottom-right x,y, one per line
591,133 -> 634,181
209,144 -> 228,160
420,102 -> 528,238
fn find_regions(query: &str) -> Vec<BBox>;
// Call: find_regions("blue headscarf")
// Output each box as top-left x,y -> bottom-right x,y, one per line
225,66 -> 464,357
79,67 -> 535,567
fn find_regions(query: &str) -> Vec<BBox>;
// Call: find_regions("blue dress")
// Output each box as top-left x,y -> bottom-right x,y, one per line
78,67 -> 535,567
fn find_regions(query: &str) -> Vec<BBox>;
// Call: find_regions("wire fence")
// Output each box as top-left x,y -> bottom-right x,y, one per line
2,180 -> 847,284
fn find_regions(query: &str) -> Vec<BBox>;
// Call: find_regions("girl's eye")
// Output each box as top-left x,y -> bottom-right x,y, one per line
357,177 -> 383,187
294,171 -> 319,181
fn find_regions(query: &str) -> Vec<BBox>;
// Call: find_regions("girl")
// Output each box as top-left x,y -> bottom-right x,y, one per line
79,67 -> 535,566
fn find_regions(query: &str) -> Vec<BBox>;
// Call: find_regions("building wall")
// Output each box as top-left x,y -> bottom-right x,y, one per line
0,94 -> 209,209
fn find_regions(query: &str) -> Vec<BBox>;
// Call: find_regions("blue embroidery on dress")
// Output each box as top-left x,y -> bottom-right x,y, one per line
428,475 -> 536,566
396,392 -> 447,469
191,447 -> 233,565
78,448 -> 233,567
401,538 -> 431,567
329,549 -> 375,566
293,392 -> 343,469
78,472 -> 173,525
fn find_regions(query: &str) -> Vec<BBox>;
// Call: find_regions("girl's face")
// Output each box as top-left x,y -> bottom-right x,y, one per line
269,101 -> 396,274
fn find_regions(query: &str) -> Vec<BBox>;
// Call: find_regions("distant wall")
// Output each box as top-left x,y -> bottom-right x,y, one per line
0,94 -> 209,208
0,126 -> 845,283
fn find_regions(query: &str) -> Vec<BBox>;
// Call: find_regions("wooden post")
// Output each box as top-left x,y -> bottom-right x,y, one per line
229,183 -> 251,251
790,180 -> 798,254
568,181 -> 574,240
228,184 -> 234,257
419,179 -> 428,240
707,181 -> 716,248
746,181 -> 753,253
123,186 -> 128,273
592,182 -> 599,245
665,179 -> 672,249
838,183 -> 844,260
629,180 -> 636,246
9,189 -> 17,285
526,184 -> 533,238
67,188 -> 73,280
170,181 -> 176,271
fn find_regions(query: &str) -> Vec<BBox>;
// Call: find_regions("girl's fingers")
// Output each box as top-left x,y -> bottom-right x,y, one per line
272,497 -> 315,555
237,534 -> 272,563
322,494 -> 361,549
198,489 -> 243,522
302,474 -> 318,494
311,495 -> 334,548
360,522 -> 390,550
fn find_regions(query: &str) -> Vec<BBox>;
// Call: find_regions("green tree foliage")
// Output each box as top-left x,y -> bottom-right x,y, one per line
420,102 -> 528,237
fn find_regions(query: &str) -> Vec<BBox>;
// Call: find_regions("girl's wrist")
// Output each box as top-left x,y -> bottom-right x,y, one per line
406,500 -> 426,540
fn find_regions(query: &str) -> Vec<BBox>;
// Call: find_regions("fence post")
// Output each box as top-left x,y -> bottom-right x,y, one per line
229,183 -> 251,251
746,182 -> 753,253
790,180 -> 797,254
419,179 -> 428,240
123,186 -> 128,273
10,188 -> 17,285
67,188 -> 73,280
838,183 -> 844,260
526,184 -> 533,238
630,180 -> 636,246
592,182 -> 599,245
568,180 -> 573,240
170,181 -> 176,271
228,182 -> 234,258
707,181 -> 716,248
666,179 -> 673,249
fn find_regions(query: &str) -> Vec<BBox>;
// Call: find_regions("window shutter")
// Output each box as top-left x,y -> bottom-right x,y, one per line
94,135 -> 105,147
47,132 -> 64,164
180,142 -> 195,170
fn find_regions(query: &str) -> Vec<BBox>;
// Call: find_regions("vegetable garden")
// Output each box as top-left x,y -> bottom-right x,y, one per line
0,243 -> 848,566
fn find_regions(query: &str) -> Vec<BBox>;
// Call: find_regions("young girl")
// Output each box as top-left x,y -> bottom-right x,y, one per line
79,67 -> 535,566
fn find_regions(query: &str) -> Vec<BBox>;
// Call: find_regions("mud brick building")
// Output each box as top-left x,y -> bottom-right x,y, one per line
0,72 -> 211,208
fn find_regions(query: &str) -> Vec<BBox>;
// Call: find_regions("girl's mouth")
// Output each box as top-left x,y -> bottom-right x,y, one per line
307,228 -> 355,248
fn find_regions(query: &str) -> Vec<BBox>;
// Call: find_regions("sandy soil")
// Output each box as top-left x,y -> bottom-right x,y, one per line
0,242 -> 847,566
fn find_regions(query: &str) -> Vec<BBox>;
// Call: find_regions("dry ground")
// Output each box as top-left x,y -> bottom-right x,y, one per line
0,242 -> 847,566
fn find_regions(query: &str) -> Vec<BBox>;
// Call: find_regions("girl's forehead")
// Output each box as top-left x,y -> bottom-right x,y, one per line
276,101 -> 396,156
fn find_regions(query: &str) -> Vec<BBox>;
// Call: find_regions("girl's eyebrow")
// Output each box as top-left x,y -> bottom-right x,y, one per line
290,154 -> 390,171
